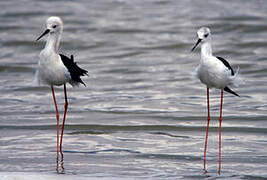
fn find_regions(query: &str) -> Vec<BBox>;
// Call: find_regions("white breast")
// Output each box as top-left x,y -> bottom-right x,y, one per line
197,56 -> 232,89
37,50 -> 71,86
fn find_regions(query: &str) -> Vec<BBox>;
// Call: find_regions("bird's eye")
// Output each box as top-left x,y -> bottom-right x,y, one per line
204,33 -> 209,38
52,25 -> 57,28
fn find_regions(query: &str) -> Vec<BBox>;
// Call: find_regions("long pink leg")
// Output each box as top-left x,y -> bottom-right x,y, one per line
203,88 -> 210,173
51,86 -> 60,161
60,84 -> 68,154
218,90 -> 223,174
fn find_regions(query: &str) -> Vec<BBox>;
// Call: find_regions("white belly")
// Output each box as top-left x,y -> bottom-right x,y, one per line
37,51 -> 70,86
196,60 -> 231,89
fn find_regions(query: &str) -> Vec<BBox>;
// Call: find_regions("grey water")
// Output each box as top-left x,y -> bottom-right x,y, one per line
0,0 -> 267,179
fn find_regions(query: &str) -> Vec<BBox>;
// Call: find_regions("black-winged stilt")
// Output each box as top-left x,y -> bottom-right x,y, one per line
35,16 -> 88,163
191,27 -> 241,174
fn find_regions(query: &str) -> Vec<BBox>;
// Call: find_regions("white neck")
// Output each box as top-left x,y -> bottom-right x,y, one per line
201,41 -> 212,59
45,32 -> 61,54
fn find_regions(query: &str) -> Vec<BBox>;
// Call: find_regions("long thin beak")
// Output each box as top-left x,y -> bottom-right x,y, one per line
191,39 -> 202,52
36,29 -> 50,41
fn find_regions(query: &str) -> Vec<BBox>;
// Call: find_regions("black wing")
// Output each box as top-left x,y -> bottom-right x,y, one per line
60,54 -> 88,86
216,56 -> 234,75
224,86 -> 239,97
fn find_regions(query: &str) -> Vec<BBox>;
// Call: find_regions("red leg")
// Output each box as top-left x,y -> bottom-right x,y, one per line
203,88 -> 210,173
218,90 -> 223,174
60,84 -> 68,154
51,86 -> 60,160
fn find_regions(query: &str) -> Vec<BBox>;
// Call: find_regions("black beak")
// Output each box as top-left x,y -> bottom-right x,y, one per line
191,39 -> 202,52
36,29 -> 50,41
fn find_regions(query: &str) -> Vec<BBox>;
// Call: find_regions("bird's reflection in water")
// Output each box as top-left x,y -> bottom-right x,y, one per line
56,152 -> 65,174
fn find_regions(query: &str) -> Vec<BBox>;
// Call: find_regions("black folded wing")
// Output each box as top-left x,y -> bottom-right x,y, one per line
60,54 -> 88,86
216,56 -> 234,75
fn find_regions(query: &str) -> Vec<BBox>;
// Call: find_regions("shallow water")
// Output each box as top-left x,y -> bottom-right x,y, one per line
0,0 -> 267,179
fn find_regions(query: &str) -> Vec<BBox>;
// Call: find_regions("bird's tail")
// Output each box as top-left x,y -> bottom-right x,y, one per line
224,86 -> 239,97
229,66 -> 244,87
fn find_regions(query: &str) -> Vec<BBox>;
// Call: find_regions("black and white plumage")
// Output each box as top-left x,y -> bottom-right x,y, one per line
35,16 -> 87,168
35,17 -> 87,87
191,27 -> 240,96
191,27 -> 242,174
216,56 -> 239,97
59,54 -> 87,86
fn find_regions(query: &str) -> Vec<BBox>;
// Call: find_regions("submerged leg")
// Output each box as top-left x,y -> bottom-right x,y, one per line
203,88 -> 210,173
218,90 -> 223,174
60,84 -> 68,154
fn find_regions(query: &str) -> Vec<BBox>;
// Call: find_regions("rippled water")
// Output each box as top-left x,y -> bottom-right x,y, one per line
0,0 -> 267,179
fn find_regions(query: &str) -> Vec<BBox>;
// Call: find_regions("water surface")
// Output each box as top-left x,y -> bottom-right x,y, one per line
0,0 -> 267,179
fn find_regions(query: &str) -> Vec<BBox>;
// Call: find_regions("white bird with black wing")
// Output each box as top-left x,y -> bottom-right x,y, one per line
35,16 -> 88,162
191,27 -> 242,174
